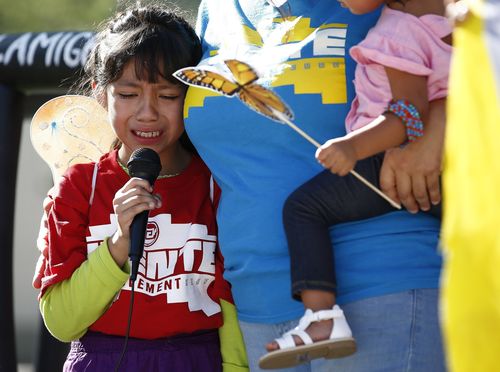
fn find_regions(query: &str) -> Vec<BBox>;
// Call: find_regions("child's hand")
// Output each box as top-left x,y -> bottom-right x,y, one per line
113,178 -> 162,237
316,138 -> 357,176
108,178 -> 162,266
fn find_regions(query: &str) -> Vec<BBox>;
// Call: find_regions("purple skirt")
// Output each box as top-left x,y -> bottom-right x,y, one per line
63,330 -> 222,372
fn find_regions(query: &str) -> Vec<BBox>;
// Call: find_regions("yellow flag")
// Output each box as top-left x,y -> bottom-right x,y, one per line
442,0 -> 500,371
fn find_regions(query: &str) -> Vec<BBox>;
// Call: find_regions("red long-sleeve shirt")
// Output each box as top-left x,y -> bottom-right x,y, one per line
38,150 -> 232,339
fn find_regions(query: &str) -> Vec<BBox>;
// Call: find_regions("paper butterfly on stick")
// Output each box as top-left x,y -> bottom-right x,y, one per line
175,59 -> 294,123
174,59 -> 401,209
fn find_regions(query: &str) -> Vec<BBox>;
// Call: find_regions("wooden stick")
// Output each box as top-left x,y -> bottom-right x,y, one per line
273,110 -> 402,210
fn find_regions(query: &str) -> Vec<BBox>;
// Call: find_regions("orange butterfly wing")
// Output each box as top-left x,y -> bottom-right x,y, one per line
174,60 -> 294,123
225,60 -> 294,122
225,59 -> 259,86
238,84 -> 294,122
174,67 -> 240,96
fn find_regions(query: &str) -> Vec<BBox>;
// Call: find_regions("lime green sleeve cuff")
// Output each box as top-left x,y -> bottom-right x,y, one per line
218,299 -> 249,372
40,238 -> 129,342
222,364 -> 250,372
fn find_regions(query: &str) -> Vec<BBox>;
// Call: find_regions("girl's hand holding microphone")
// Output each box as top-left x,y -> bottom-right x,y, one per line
108,177 -> 162,267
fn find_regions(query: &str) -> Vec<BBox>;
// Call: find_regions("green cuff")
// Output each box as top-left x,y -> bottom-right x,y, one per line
218,299 -> 249,371
222,363 -> 250,372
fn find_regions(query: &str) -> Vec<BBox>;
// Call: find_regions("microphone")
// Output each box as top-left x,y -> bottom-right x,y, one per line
126,148 -> 162,282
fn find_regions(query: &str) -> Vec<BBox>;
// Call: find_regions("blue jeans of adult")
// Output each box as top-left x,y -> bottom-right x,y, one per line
239,289 -> 446,372
283,154 -> 441,299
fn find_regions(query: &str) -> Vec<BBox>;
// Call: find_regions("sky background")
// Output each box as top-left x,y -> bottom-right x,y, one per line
0,0 -> 202,33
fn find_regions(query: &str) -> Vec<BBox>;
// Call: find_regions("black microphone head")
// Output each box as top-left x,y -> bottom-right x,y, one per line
127,148 -> 162,185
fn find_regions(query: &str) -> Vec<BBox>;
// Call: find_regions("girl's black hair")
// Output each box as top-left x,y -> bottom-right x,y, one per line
79,2 -> 201,153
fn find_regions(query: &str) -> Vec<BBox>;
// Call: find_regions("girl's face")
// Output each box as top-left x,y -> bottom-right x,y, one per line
338,0 -> 384,14
105,60 -> 186,165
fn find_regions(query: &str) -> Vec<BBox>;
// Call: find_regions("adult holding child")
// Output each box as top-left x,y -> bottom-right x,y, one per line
184,0 -> 446,371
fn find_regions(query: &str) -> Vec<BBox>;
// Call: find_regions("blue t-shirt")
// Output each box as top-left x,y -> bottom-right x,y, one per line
184,0 -> 442,323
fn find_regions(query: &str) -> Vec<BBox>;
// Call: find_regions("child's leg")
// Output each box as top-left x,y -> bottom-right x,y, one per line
261,154 -> 390,366
274,154 -> 394,346
266,154 -> 391,349
283,153 -> 389,303
262,154 -> 440,366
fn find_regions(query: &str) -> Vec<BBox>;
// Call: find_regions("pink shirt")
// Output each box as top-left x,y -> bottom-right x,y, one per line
345,7 -> 452,133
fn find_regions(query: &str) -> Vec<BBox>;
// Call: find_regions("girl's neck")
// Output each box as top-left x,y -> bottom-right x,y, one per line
386,0 -> 446,17
118,143 -> 192,178
158,144 -> 192,177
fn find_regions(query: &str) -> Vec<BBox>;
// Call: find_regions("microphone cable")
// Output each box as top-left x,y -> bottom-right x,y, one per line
113,280 -> 136,372
113,148 -> 161,371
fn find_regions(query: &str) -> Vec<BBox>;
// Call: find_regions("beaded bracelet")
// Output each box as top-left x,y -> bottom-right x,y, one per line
385,99 -> 424,143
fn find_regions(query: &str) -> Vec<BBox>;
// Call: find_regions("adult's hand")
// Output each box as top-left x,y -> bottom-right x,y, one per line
32,192 -> 54,289
380,99 -> 446,213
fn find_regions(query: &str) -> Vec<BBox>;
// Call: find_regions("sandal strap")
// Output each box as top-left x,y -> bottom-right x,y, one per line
297,307 -> 343,330
272,305 -> 352,351
329,305 -> 353,339
275,329 -> 314,350
290,329 -> 313,345
274,332 -> 295,350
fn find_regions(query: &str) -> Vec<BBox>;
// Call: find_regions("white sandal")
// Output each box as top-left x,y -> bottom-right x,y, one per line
258,305 -> 356,369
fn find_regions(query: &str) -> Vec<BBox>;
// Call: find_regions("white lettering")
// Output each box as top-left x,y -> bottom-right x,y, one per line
146,250 -> 178,279
87,213 -> 220,315
44,33 -> 65,66
53,33 -> 73,66
63,32 -> 92,68
181,240 -> 202,271
86,214 -> 117,254
313,28 -> 347,56
165,273 -> 220,316
1,32 -> 94,67
26,33 -> 63,66
3,33 -> 31,65
199,241 -> 216,274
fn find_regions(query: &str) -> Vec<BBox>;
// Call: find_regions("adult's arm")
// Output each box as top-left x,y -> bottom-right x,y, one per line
40,239 -> 129,342
379,98 -> 445,212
